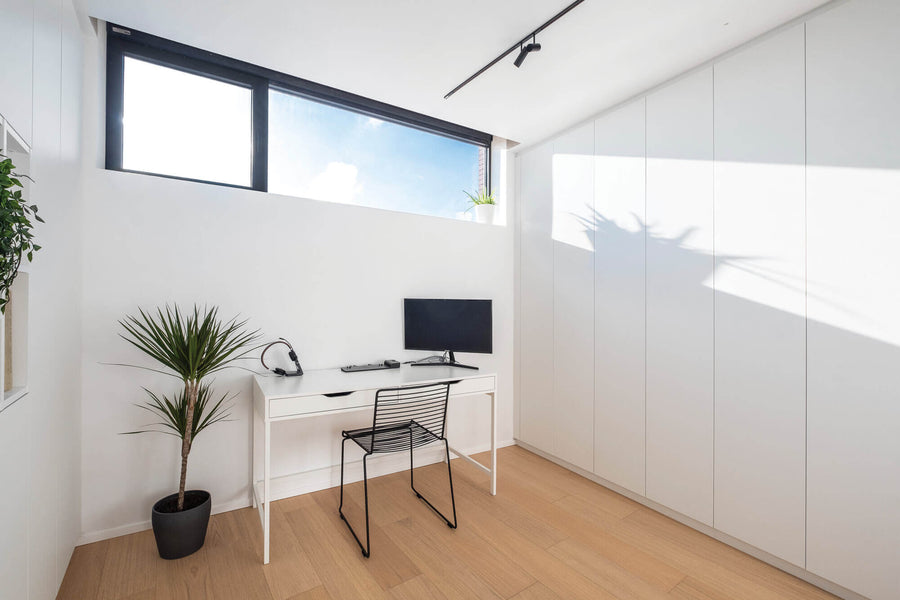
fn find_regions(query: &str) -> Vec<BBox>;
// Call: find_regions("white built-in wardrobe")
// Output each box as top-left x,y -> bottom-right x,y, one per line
515,2 -> 900,599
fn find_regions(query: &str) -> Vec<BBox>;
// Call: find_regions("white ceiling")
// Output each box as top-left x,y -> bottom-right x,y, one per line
79,0 -> 834,147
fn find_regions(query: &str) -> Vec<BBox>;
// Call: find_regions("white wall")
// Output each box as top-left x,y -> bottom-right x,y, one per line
0,1 -> 85,599
78,29 -> 515,542
516,1 -> 900,599
805,1 -> 900,598
0,0 -> 34,145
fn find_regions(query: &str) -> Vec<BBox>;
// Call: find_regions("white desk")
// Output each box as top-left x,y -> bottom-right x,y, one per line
252,365 -> 498,564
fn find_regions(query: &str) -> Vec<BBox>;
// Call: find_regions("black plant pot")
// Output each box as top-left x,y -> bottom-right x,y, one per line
151,490 -> 211,559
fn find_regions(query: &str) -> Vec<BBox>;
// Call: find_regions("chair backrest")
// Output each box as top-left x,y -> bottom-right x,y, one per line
370,382 -> 451,452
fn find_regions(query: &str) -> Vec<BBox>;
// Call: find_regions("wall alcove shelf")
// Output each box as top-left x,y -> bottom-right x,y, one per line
0,114 -> 31,414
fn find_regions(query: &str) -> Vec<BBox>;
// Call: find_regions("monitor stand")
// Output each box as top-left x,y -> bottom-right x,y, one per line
410,351 -> 479,370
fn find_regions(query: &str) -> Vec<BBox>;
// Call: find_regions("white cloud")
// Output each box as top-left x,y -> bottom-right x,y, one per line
365,116 -> 384,129
306,162 -> 362,205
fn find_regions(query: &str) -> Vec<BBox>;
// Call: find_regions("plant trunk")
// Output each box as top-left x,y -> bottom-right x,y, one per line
178,380 -> 199,511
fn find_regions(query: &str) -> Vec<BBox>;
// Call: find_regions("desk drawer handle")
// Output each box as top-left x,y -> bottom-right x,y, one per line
324,391 -> 354,398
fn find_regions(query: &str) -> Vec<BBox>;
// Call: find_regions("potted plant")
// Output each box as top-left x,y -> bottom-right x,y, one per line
464,189 -> 496,225
0,154 -> 42,313
120,304 -> 259,559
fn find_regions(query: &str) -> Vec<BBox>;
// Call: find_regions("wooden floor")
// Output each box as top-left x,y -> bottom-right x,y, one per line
58,446 -> 837,600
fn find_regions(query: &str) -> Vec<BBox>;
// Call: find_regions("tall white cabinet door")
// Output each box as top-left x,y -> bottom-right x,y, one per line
593,99 -> 646,494
519,142 -> 557,455
552,123 -> 595,471
806,1 -> 900,598
645,69 -> 715,525
0,0 -> 33,144
0,399 -> 29,600
713,26 -> 807,567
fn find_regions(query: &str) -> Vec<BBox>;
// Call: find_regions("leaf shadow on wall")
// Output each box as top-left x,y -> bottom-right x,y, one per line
554,205 -> 900,569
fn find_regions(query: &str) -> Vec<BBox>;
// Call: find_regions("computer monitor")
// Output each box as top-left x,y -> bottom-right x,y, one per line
404,298 -> 492,370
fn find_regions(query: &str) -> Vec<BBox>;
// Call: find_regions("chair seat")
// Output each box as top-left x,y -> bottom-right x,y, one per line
343,420 -> 440,454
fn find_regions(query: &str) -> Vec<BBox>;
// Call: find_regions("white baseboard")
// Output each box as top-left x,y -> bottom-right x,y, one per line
76,497 -> 250,546
514,440 -> 870,600
77,439 -> 515,546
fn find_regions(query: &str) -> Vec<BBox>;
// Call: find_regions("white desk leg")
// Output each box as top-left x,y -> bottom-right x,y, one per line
490,391 -> 497,496
263,419 -> 271,565
251,408 -> 258,509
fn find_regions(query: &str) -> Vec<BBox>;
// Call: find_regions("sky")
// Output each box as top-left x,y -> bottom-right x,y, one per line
267,89 -> 483,219
122,57 -> 484,220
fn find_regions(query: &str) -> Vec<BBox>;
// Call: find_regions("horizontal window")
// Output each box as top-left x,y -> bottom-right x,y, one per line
268,89 -> 487,218
122,57 -> 253,187
105,24 -> 492,220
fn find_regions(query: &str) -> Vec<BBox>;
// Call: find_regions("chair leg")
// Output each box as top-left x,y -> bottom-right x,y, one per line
339,437 -> 347,514
409,428 -> 415,491
362,454 -> 371,557
338,440 -> 371,558
410,439 -> 458,529
443,439 -> 458,529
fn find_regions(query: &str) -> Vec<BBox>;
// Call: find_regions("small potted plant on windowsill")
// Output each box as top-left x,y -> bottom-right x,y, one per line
119,304 -> 259,559
465,189 -> 496,225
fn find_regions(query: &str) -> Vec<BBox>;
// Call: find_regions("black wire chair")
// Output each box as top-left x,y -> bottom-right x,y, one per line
339,382 -> 458,557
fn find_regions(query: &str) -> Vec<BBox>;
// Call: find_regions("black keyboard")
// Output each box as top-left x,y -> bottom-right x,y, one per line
341,361 -> 399,373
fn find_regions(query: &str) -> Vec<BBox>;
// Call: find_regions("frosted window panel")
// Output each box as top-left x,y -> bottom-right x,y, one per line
122,57 -> 252,186
268,89 -> 484,220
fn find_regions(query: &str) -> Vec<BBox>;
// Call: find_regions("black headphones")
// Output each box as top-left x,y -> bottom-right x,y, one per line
260,338 -> 304,377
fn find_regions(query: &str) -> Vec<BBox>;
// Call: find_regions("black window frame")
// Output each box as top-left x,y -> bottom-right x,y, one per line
105,22 -> 493,196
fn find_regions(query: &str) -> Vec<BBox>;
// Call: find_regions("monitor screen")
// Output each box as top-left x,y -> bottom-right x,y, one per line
404,299 -> 492,354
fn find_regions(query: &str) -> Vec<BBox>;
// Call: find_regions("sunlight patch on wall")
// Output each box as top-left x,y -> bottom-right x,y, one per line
551,152 -> 594,251
807,163 -> 900,347
713,160 -> 805,319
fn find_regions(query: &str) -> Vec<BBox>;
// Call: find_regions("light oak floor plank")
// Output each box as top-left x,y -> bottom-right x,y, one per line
285,493 -> 388,600
509,582 -> 566,600
313,487 -> 420,591
286,585 -> 333,600
548,537 -> 673,600
387,574 -> 449,600
57,447 -> 836,600
56,538 -> 109,599
204,509 -> 273,600
382,517 -> 504,600
618,509 -> 836,600
264,498 -> 322,599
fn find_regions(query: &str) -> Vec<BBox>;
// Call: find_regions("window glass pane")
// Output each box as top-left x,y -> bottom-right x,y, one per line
122,57 -> 252,186
268,89 -> 485,219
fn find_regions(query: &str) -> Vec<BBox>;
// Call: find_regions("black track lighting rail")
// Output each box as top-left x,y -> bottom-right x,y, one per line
443,0 -> 587,99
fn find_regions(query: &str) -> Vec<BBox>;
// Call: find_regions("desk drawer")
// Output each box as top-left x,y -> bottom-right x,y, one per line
449,376 -> 495,397
270,389 -> 375,419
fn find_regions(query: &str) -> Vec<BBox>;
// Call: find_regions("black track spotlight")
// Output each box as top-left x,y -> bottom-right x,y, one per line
514,40 -> 541,68
444,0 -> 585,99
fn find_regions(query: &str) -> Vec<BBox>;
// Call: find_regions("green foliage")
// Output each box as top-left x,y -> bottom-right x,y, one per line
124,383 -> 233,441
119,304 -> 260,510
0,154 -> 42,314
119,304 -> 260,386
463,188 -> 496,209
